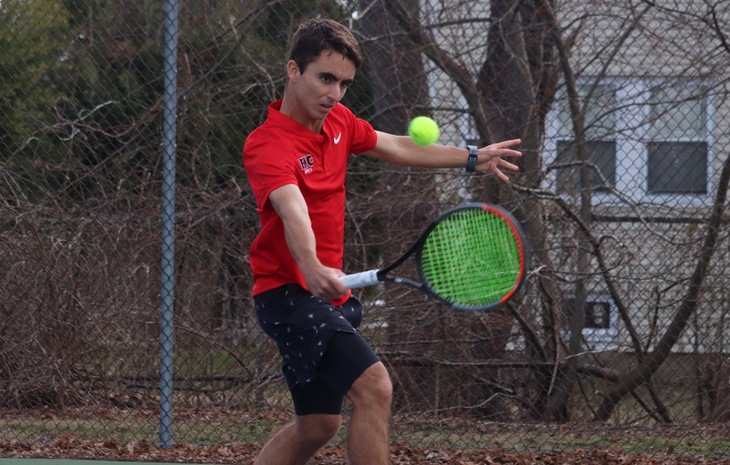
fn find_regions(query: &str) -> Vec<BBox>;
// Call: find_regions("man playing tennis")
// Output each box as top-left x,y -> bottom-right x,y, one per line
243,18 -> 521,465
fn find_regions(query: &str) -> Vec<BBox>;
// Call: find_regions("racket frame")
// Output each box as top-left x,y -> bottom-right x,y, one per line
341,202 -> 529,311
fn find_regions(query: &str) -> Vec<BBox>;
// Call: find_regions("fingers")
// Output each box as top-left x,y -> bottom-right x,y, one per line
491,169 -> 510,183
474,140 -> 523,182
491,138 -> 522,149
479,140 -> 522,163
490,144 -> 522,160
484,140 -> 522,161
499,159 -> 520,172
305,267 -> 349,301
496,149 -> 522,160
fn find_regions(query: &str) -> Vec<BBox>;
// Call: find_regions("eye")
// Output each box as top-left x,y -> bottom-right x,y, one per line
320,73 -> 335,84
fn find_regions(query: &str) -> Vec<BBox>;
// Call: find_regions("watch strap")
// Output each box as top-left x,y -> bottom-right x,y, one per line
465,145 -> 478,172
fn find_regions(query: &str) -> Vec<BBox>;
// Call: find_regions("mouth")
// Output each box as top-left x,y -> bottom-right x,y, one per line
316,103 -> 335,117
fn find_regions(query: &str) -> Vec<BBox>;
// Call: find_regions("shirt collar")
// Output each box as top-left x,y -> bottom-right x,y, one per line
267,99 -> 338,140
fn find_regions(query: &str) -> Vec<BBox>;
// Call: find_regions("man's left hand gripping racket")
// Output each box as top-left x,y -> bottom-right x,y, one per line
340,203 -> 528,311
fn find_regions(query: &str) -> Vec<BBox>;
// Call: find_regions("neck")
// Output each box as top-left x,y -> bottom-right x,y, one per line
279,91 -> 324,134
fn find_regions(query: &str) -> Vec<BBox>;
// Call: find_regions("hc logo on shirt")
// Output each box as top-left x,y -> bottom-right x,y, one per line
298,154 -> 315,174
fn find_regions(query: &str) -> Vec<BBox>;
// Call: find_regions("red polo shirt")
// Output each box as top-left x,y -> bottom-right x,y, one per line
243,99 -> 377,305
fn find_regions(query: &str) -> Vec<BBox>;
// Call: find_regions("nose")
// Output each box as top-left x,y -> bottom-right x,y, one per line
328,84 -> 343,102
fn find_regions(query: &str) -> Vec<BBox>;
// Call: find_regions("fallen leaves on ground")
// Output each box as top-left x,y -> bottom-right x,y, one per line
2,435 -> 729,464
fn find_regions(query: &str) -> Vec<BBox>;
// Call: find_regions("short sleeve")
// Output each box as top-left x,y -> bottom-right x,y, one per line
243,135 -> 298,212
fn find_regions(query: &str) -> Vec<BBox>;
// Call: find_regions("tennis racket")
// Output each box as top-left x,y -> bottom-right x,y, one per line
340,202 -> 528,311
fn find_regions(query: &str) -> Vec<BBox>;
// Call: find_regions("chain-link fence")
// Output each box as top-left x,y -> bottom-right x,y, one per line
2,0 -> 730,459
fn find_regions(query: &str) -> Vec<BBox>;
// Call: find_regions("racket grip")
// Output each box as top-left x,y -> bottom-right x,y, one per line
340,270 -> 380,289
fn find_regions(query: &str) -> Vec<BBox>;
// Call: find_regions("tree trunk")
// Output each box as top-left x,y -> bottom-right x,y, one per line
595,144 -> 730,421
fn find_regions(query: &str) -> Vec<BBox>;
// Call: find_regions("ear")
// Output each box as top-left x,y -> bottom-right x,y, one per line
286,60 -> 300,82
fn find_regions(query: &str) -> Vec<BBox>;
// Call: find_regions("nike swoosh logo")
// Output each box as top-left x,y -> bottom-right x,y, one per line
334,132 -> 342,144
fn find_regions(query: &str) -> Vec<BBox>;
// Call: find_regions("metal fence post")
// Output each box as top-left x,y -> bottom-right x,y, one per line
160,0 -> 179,449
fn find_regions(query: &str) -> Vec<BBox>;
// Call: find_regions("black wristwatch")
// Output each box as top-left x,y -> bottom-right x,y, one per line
465,145 -> 478,172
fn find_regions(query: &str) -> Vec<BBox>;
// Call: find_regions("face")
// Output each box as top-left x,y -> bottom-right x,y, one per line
286,50 -> 356,125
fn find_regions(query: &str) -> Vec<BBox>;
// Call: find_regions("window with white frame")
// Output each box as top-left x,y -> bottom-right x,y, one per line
563,295 -> 619,352
647,84 -> 709,195
544,78 -> 713,205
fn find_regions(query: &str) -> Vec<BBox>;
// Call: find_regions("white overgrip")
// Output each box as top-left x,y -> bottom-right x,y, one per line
339,269 -> 380,289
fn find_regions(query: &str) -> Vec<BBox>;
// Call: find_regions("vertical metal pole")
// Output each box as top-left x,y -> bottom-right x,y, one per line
160,0 -> 179,448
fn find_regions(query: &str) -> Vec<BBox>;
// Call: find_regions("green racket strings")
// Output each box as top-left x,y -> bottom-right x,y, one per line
419,208 -> 523,308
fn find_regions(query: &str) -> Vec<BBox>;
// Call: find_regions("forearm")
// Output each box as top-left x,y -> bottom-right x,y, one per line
270,185 -> 321,274
366,132 -> 522,182
283,213 -> 321,275
268,184 -> 346,299
368,134 -> 468,168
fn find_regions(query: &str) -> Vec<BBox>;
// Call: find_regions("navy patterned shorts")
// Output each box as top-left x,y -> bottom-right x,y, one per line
254,284 -> 380,415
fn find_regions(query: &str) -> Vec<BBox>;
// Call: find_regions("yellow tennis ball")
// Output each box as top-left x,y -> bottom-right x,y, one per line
408,116 -> 440,146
